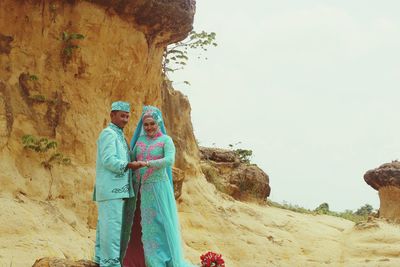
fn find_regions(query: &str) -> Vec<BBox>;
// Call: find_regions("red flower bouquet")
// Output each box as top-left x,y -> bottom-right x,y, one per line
200,251 -> 225,267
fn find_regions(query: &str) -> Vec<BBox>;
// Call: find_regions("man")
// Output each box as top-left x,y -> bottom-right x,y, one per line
93,101 -> 144,267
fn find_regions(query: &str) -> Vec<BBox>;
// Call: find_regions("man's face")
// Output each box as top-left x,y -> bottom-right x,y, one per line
110,111 -> 130,129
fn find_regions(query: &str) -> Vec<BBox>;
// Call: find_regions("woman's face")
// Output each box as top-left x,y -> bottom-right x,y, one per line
143,117 -> 158,137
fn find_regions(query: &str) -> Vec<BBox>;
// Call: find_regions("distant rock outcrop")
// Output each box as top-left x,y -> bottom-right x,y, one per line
199,147 -> 271,201
364,161 -> 400,222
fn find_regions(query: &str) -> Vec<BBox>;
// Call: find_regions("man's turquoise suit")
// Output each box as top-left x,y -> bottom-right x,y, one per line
93,122 -> 134,201
94,122 -> 134,267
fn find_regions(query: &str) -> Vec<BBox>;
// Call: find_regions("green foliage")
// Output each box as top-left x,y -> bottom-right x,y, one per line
62,31 -> 85,42
28,94 -> 47,103
163,30 -> 217,75
42,152 -> 72,169
29,74 -> 38,81
61,31 -> 85,63
355,204 -> 373,216
234,148 -> 253,164
22,135 -> 57,152
314,202 -> 330,214
268,200 -> 313,215
227,142 -> 253,164
313,202 -> 376,223
268,200 -> 375,223
22,135 -> 71,170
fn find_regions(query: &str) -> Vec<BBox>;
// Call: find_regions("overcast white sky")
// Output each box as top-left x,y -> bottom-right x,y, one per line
170,0 -> 400,212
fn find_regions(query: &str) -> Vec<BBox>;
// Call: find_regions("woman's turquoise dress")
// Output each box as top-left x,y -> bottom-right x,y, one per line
122,128 -> 194,267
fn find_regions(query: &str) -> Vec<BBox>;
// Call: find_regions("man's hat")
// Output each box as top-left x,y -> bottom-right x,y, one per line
111,101 -> 130,112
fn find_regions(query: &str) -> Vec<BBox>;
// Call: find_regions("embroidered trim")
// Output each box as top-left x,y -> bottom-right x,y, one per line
133,136 -> 171,184
101,258 -> 120,264
111,184 -> 129,193
115,162 -> 128,177
108,123 -> 130,166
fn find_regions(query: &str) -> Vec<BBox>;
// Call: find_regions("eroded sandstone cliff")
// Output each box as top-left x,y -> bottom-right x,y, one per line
0,0 -> 199,265
0,0 -> 197,214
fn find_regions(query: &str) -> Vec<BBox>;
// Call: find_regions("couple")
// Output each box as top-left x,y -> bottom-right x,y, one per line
93,101 -> 193,267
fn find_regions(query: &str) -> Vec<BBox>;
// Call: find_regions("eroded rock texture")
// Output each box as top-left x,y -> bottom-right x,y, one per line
364,161 -> 400,222
90,0 -> 196,45
32,257 -> 98,267
199,147 -> 271,201
0,1 -> 198,265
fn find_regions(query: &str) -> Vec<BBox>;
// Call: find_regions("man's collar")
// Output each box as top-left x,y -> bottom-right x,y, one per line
109,122 -> 123,132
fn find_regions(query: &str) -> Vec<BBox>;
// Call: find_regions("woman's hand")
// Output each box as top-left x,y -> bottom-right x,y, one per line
137,161 -> 149,168
127,161 -> 147,170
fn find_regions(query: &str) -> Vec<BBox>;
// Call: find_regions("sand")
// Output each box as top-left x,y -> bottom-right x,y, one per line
1,176 -> 400,267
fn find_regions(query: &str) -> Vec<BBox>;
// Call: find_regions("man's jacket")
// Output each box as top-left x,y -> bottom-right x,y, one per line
93,123 -> 134,201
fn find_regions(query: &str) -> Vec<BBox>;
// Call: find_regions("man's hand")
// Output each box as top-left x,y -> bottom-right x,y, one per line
127,161 -> 148,170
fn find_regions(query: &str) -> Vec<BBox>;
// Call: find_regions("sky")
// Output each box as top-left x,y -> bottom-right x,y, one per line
170,0 -> 400,212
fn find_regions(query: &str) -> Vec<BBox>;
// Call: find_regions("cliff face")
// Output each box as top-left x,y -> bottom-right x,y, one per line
0,0 -> 197,207
0,1 -> 198,264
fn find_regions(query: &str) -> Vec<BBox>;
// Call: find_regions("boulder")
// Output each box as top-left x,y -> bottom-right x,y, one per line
32,257 -> 98,267
199,147 -> 270,201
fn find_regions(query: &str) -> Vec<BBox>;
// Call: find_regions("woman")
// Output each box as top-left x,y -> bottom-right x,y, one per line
122,106 -> 194,267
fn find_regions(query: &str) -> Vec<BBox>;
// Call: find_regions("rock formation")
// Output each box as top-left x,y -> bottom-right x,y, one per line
89,0 -> 195,45
0,0 -> 200,265
199,146 -> 271,201
0,0 -> 197,217
162,80 -> 203,190
0,1 -> 282,266
32,257 -> 98,267
364,161 -> 400,222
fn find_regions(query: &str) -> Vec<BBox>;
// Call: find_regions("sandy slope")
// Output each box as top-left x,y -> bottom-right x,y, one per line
1,177 -> 400,267
179,178 -> 400,266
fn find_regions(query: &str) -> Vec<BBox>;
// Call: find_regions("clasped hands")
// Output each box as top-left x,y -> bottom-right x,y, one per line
127,161 -> 148,170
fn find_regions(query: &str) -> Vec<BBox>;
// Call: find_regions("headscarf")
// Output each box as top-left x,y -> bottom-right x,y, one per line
130,106 -> 173,186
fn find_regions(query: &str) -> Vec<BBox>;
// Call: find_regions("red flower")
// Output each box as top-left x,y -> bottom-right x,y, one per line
200,251 -> 225,267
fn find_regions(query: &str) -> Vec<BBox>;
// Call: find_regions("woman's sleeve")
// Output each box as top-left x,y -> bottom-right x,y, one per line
147,136 -> 175,169
99,130 -> 129,175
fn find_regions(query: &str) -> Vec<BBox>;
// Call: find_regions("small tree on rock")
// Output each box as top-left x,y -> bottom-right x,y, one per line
162,30 -> 217,79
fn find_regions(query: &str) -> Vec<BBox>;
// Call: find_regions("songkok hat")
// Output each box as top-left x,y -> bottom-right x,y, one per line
111,101 -> 130,112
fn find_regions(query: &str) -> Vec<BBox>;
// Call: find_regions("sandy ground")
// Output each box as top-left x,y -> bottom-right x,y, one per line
1,177 -> 400,267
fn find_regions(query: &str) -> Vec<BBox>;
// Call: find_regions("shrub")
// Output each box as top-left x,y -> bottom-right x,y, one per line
355,204 -> 373,216
22,135 -> 71,200
268,200 -> 375,223
314,202 -> 330,214
61,31 -> 85,65
234,148 -> 253,164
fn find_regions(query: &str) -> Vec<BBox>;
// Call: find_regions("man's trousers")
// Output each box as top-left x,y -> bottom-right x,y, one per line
94,198 -> 125,267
